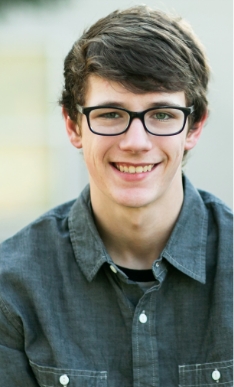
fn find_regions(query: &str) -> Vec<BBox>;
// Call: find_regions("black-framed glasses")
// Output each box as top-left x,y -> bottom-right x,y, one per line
76,104 -> 194,136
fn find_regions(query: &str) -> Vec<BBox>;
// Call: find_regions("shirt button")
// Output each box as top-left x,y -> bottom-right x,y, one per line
212,369 -> 221,381
139,312 -> 147,323
156,262 -> 160,267
59,374 -> 70,386
110,265 -> 117,273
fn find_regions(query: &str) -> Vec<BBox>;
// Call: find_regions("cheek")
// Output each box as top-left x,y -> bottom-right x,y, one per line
157,137 -> 185,161
81,136 -> 114,172
82,145 -> 97,174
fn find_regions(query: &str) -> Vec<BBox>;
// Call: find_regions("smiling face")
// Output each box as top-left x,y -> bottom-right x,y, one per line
64,75 -> 205,211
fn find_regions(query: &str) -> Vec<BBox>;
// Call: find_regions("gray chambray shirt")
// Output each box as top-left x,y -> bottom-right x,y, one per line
0,175 -> 232,387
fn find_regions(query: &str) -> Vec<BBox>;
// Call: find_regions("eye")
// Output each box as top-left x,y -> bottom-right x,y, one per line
93,109 -> 124,120
100,111 -> 121,119
154,112 -> 171,120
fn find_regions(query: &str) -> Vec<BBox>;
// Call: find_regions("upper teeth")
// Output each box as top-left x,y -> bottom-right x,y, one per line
117,165 -> 154,173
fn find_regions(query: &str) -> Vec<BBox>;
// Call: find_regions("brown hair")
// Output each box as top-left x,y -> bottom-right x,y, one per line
60,5 -> 210,131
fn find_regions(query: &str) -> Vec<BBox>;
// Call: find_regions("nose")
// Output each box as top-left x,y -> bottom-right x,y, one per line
119,117 -> 153,153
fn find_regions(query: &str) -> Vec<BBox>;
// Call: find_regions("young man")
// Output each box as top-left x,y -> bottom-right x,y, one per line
0,5 -> 232,387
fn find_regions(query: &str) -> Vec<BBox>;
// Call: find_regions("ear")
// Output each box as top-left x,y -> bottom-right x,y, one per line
184,113 -> 208,151
62,106 -> 83,149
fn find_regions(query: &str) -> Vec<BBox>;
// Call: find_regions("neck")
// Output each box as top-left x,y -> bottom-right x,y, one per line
90,177 -> 184,270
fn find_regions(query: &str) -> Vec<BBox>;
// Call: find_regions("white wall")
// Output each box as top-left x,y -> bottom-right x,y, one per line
0,0 -> 232,241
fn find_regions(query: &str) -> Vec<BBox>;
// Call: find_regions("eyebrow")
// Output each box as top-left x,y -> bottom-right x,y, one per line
91,100 -> 185,108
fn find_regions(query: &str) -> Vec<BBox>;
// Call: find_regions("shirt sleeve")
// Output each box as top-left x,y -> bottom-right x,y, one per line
0,300 -> 39,386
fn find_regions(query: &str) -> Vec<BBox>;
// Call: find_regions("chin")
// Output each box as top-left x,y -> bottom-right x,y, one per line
112,190 -> 157,209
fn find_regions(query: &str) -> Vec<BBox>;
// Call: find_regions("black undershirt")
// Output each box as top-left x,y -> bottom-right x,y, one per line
116,265 -> 155,282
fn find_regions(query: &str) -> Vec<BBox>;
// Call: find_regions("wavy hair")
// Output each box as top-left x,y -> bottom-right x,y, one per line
60,5 -> 210,138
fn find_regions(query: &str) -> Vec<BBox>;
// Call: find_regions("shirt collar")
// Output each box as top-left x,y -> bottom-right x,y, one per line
68,186 -> 112,282
68,175 -> 208,284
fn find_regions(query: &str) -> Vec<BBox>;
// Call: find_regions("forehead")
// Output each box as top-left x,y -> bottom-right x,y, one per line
84,75 -> 186,108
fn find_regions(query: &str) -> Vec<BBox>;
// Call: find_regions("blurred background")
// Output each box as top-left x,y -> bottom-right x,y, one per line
0,0 -> 232,242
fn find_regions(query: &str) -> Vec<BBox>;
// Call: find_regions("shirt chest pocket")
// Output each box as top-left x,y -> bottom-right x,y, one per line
178,359 -> 233,387
29,361 -> 107,387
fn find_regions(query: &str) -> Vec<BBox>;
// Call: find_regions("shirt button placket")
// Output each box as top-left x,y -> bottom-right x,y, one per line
132,295 -> 159,387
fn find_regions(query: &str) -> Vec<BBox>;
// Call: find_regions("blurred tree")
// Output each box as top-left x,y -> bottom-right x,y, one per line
0,0 -> 67,9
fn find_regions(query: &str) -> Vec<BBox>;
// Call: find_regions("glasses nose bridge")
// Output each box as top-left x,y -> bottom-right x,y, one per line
127,110 -> 146,131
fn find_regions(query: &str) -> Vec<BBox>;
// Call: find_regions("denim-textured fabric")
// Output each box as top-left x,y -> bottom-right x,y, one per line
0,176 -> 232,387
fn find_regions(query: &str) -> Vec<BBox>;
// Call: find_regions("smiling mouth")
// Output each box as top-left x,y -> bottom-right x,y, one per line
114,163 -> 155,174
